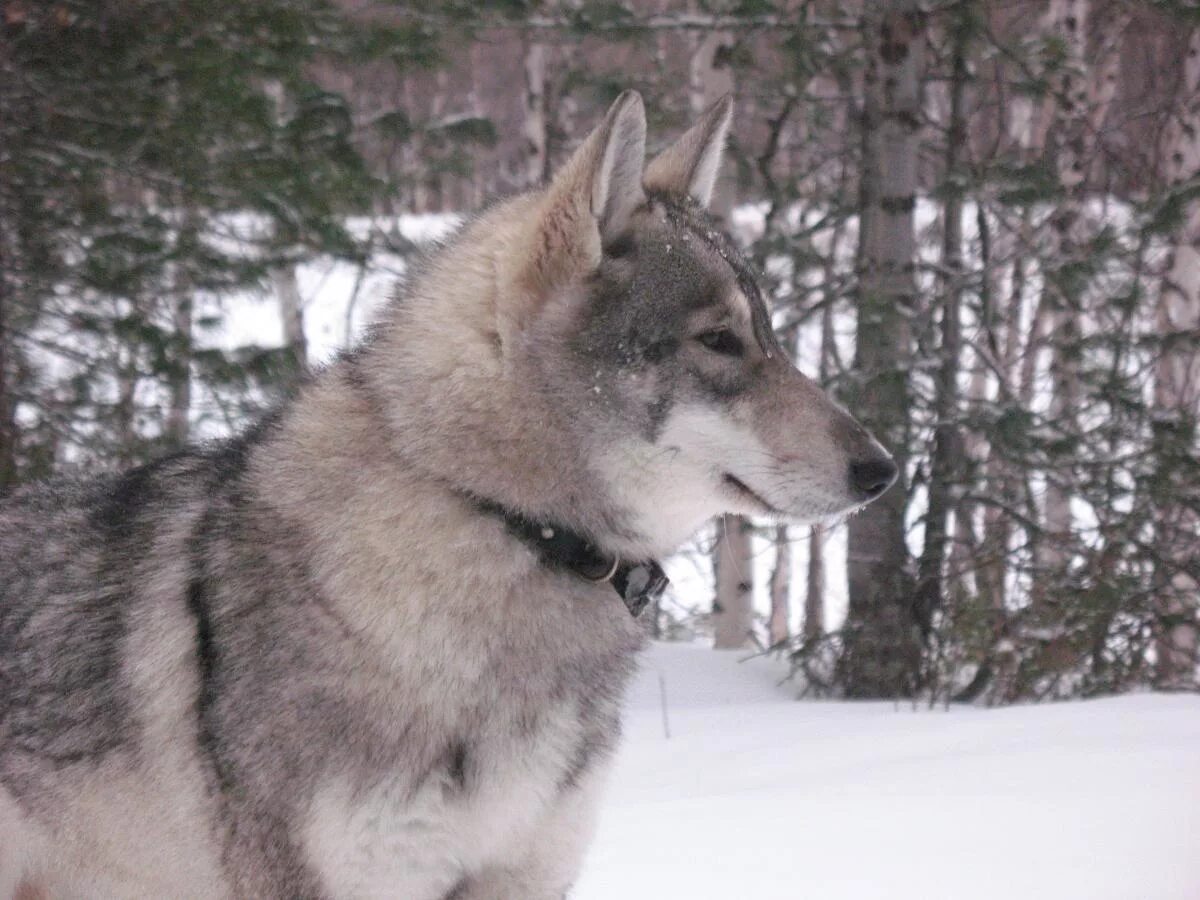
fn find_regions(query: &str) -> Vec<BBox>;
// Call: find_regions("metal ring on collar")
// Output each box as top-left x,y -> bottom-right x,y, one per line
584,555 -> 621,585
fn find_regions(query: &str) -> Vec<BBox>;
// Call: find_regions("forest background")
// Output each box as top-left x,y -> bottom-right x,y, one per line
3,0 -> 1198,702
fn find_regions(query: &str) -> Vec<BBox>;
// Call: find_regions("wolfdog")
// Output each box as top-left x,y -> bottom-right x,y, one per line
0,90 -> 895,898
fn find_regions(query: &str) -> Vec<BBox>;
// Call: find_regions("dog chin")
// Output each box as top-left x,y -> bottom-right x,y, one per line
718,473 -> 771,512
804,495 -> 877,526
718,473 -> 848,523
732,490 -> 871,527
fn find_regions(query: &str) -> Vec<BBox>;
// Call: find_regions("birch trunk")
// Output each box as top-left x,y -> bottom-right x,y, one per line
263,81 -> 308,377
0,235 -> 14,492
115,332 -> 139,469
713,516 -> 755,649
164,293 -> 192,449
804,175 -> 846,645
767,526 -> 791,647
977,203 -> 1034,613
1037,0 -> 1126,585
839,0 -> 925,697
164,207 -> 197,450
1037,0 -> 1089,581
272,265 -> 308,376
522,38 -> 548,188
804,525 -> 825,642
916,3 -> 969,635
689,28 -> 736,213
1153,29 -> 1200,689
467,42 -> 488,207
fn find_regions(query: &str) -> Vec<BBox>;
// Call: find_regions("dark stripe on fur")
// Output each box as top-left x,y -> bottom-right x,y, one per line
88,452 -> 180,535
185,566 -> 233,796
446,740 -> 470,792
183,430 -> 263,802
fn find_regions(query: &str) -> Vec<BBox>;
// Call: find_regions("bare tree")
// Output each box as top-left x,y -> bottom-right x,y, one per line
1036,0 -> 1127,587
265,80 -> 309,376
767,525 -> 791,646
838,0 -> 926,697
803,154 -> 852,648
521,34 -> 549,188
1152,27 -> 1200,690
974,0 -> 1058,640
164,293 -> 193,449
164,206 -> 199,450
916,0 -> 971,643
272,265 -> 308,374
713,515 -> 756,649
0,238 -> 14,492
804,525 -> 825,642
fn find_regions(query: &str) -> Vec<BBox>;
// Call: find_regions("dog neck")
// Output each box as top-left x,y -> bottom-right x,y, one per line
469,494 -> 669,618
349,224 -> 661,558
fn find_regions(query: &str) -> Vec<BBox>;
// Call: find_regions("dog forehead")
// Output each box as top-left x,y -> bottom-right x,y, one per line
577,197 -> 773,354
631,198 -> 776,350
627,202 -> 741,309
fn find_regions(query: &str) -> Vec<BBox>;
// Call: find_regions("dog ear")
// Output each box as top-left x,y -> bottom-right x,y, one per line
510,91 -> 646,291
584,89 -> 648,246
643,94 -> 733,208
496,92 -> 645,347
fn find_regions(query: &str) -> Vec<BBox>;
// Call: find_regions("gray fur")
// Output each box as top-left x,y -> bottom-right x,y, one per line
0,90 -> 892,899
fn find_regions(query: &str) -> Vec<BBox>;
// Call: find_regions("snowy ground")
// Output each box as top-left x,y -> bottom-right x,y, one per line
574,642 -> 1200,900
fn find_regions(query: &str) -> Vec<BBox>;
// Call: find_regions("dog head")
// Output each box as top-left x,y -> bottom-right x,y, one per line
492,90 -> 896,555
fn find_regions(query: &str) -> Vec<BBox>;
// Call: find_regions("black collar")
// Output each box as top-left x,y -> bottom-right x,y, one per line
472,497 -> 669,618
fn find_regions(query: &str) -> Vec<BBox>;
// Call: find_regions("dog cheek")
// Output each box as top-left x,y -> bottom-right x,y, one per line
616,364 -> 678,445
643,390 -> 676,443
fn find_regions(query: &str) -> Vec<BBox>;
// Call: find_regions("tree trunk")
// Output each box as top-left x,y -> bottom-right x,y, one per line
264,80 -> 308,379
689,27 -> 736,214
915,2 -> 969,636
165,293 -> 192,449
1152,28 -> 1200,690
164,208 -> 197,450
0,233 -> 15,493
950,203 -> 993,597
767,525 -> 791,647
804,525 -> 825,642
466,42 -> 489,207
713,515 -> 755,649
838,0 -> 925,698
115,331 -> 139,469
1036,0 -> 1088,582
521,37 -> 548,188
273,265 -> 308,377
977,204 -> 1033,613
1036,0 -> 1125,590
803,178 -> 843,647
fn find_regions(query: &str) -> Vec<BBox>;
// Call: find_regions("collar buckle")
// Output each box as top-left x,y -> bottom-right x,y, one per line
614,560 -> 669,617
583,554 -> 622,585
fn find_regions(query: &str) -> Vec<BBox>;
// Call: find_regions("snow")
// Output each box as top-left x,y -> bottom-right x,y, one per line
202,213 -> 461,371
574,642 -> 1200,900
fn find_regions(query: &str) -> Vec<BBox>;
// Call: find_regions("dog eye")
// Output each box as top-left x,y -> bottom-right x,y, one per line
695,328 -> 743,357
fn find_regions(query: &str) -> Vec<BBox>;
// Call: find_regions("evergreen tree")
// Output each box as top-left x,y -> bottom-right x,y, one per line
0,0 -> 432,481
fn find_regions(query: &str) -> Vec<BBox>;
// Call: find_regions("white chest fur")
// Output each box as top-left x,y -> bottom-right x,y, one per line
302,695 -> 605,900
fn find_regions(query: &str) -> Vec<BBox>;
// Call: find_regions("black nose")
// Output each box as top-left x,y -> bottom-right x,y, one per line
849,456 -> 898,499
